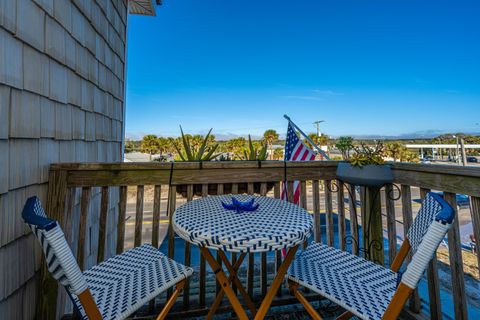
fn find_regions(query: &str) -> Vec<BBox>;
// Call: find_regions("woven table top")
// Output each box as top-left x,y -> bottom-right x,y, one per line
173,195 -> 313,253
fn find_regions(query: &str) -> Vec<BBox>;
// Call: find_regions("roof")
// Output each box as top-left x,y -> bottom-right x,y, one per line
129,0 -> 161,16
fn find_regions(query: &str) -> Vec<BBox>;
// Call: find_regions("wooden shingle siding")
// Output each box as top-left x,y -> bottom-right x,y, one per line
49,59 -> 69,103
53,0 -> 73,33
46,16 -> 67,64
0,85 -> 10,139
33,0 -> 54,15
40,96 -> 56,138
0,0 -> 17,33
0,0 -> 127,316
55,102 -> 73,140
10,89 -> 41,138
23,45 -> 50,96
0,29 -> 23,89
16,0 -> 46,52
39,139 -> 60,183
8,139 -> 40,190
0,141 -> 8,194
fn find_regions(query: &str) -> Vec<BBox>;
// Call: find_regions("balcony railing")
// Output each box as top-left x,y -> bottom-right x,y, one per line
42,161 -> 480,319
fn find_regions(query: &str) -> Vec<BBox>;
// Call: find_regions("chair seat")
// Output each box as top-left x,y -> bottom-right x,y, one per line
75,244 -> 193,320
287,243 -> 398,320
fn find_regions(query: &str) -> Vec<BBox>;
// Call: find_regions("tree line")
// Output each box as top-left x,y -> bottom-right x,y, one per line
126,129 -> 480,162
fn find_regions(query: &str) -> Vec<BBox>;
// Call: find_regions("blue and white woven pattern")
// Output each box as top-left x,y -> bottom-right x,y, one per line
401,193 -> 454,289
407,193 -> 444,254
287,243 -> 397,320
23,197 -> 88,295
173,195 -> 313,253
74,244 -> 193,320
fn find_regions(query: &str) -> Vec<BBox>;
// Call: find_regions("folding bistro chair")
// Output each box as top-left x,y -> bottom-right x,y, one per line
287,192 -> 455,320
22,196 -> 193,320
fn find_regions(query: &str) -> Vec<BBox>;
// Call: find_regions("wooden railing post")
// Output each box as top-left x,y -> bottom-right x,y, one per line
444,192 -> 468,319
363,186 -> 384,265
401,185 -> 421,313
40,169 -> 68,319
420,188 -> 442,320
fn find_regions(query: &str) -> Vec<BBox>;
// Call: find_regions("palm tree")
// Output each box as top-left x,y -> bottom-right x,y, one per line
224,137 -> 247,159
385,142 -> 403,162
140,134 -> 159,160
157,137 -> 169,156
335,136 -> 354,160
263,129 -> 279,160
273,148 -> 284,160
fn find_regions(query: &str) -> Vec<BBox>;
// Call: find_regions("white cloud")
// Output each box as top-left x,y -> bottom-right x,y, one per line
312,89 -> 344,97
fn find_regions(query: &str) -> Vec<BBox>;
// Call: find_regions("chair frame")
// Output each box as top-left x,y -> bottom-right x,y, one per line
288,192 -> 454,320
288,239 -> 413,320
22,196 -> 188,320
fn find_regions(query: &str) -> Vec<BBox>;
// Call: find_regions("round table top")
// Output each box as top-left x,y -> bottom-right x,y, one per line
173,195 -> 313,253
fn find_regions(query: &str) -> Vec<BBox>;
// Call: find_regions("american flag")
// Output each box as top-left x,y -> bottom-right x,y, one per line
281,123 -> 316,204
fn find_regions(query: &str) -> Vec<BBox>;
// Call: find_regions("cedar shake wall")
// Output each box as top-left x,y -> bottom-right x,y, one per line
0,0 -> 128,318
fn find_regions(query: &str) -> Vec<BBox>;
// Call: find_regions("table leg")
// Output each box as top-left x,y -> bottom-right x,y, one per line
218,251 -> 257,316
200,247 -> 249,320
254,245 -> 299,320
206,252 -> 249,319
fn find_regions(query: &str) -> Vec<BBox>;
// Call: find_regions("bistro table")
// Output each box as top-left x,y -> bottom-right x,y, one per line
173,194 -> 313,320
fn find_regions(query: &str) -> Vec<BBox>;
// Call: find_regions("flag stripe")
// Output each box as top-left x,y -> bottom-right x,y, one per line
282,123 -> 317,205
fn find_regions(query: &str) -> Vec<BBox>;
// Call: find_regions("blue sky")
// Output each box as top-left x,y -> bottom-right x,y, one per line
126,0 -> 480,139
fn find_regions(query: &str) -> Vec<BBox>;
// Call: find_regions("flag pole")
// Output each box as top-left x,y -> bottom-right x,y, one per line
283,114 -> 331,160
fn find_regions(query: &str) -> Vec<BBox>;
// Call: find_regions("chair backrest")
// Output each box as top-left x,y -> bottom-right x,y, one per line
401,192 -> 454,289
22,196 -> 88,296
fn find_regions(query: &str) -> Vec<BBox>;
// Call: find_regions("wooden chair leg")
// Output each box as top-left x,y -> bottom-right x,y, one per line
382,283 -> 413,320
78,289 -> 103,320
288,280 -> 323,320
156,279 -> 186,320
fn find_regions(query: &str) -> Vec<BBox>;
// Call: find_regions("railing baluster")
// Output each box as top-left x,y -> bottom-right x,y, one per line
287,181 -> 294,203
444,192 -> 468,320
167,185 -> 177,298
152,185 -> 162,248
199,184 -> 207,307
134,185 -> 144,247
348,184 -> 359,255
232,183 -> 239,194
385,184 -> 397,265
274,182 -> 282,297
401,185 -> 421,313
64,188 -> 76,245
247,183 -> 255,298
312,180 -> 321,243
300,181 -> 308,249
77,187 -> 91,270
324,180 -> 334,246
247,182 -> 254,195
149,185 -> 162,313
260,182 -> 268,297
116,186 -> 127,254
471,196 -> 480,278
216,184 -> 224,296
337,180 -> 346,251
420,188 -> 442,320
97,186 -> 109,263
183,184 -> 193,308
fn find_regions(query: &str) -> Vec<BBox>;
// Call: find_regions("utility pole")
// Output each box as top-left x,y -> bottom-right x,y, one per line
313,120 -> 325,137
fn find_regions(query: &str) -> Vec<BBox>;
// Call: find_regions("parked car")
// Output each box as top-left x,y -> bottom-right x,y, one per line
467,156 -> 478,163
